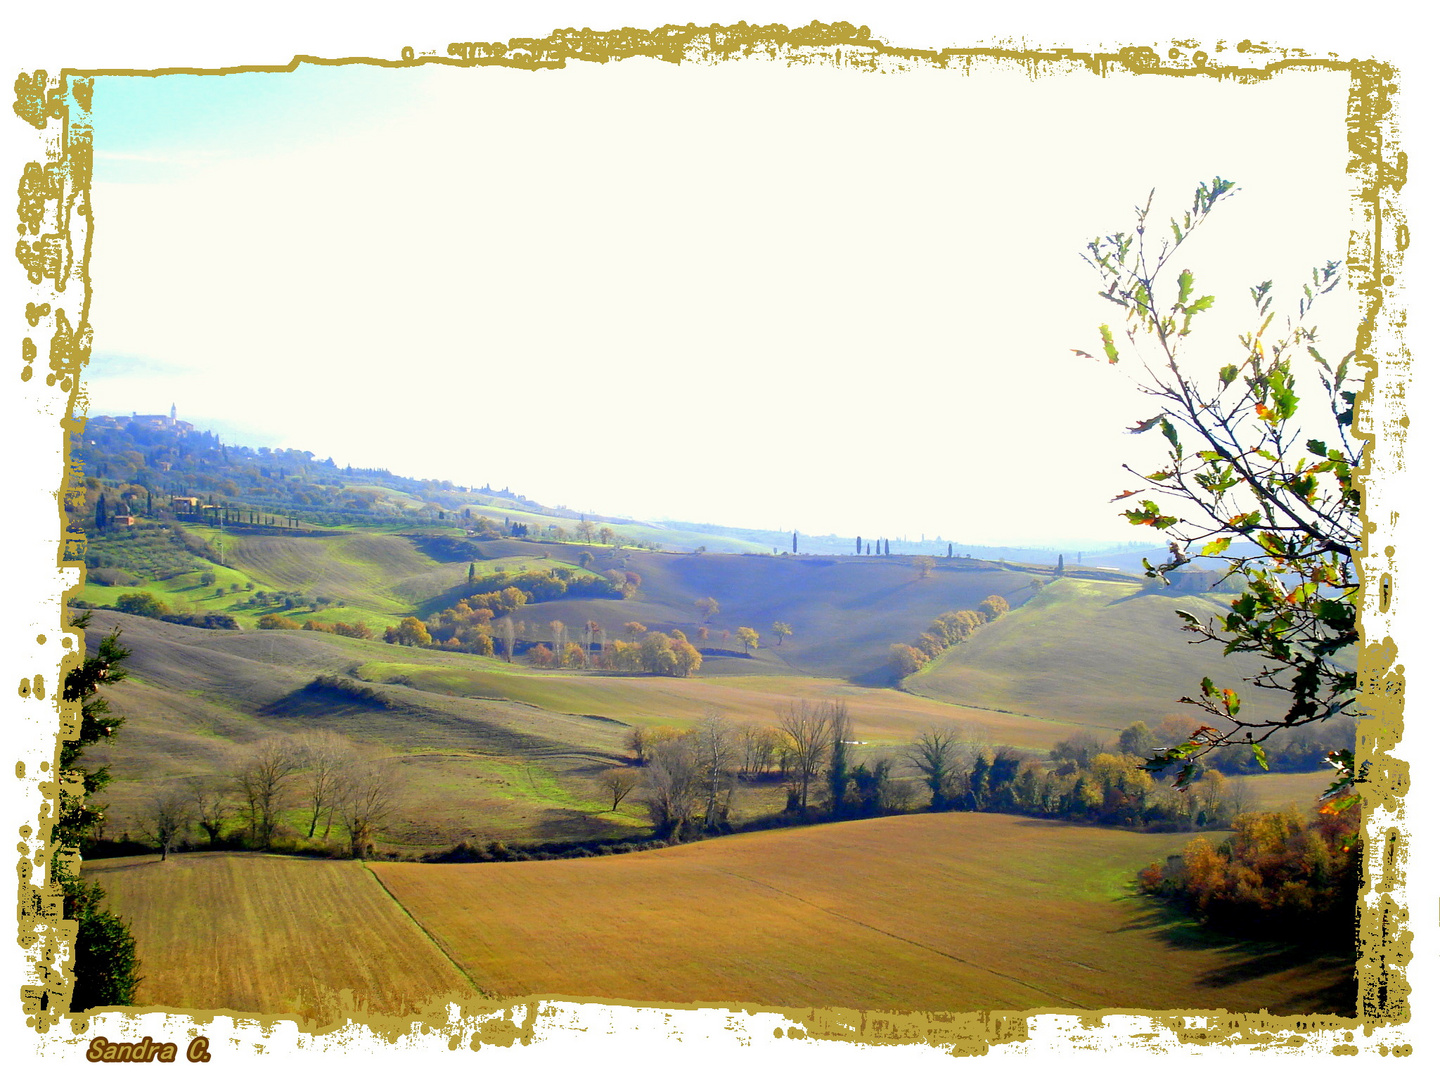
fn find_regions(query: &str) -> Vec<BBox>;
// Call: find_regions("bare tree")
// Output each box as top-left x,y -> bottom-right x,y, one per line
336,755 -> 401,859
185,775 -> 231,846
232,738 -> 300,847
297,731 -> 350,839
1224,775 -> 1259,821
497,616 -> 516,662
905,725 -> 962,810
737,723 -> 780,779
140,787 -> 190,861
598,767 -> 642,812
777,699 -> 830,811
642,736 -> 700,839
584,620 -> 603,669
691,713 -> 739,830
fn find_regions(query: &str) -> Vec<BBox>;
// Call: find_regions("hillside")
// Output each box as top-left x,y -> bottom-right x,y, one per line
78,515 -> 1048,681
81,612 -> 650,848
904,577 -> 1292,732
81,610 -> 1048,848
70,407 -> 1350,856
74,412 -> 771,555
88,815 -> 1352,1020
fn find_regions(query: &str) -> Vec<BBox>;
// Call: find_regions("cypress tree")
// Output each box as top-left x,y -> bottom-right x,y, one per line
792,531 -> 798,553
856,536 -> 861,555
884,539 -> 890,556
58,615 -> 141,1008
95,493 -> 107,532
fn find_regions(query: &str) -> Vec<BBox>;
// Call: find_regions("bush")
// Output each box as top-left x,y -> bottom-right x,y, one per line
87,567 -> 140,587
257,614 -> 299,630
160,612 -> 239,630
114,592 -> 168,618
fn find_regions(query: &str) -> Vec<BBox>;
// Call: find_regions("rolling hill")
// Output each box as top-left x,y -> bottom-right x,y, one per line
903,576 -> 1290,732
81,609 -> 1048,849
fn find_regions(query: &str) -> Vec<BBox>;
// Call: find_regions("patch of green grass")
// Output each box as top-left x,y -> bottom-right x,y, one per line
905,577 -> 1286,731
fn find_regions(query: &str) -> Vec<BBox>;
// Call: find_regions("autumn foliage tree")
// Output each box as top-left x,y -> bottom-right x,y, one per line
1138,804 -> 1360,939
977,595 -> 1010,622
383,616 -> 432,647
1079,179 -> 1361,798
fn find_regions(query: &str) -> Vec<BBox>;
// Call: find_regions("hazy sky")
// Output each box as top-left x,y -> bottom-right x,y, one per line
85,54 -> 1355,546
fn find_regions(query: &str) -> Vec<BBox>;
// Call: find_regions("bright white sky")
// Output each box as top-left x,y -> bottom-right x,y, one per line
84,45 -> 1355,547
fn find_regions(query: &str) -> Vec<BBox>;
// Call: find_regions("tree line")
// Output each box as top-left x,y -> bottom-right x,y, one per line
888,594 -> 1010,678
603,705 -> 1284,845
132,731 -> 403,861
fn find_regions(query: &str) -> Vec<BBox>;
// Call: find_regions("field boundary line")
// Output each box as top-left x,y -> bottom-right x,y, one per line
702,865 -> 1090,1010
363,863 -> 492,1001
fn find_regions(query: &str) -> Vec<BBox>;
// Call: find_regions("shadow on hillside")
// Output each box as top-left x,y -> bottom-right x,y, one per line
835,581 -> 914,611
1119,896 -> 1358,1016
261,681 -> 391,719
414,582 -> 484,620
1105,587 -> 1226,607
531,806 -> 649,844
849,664 -> 902,689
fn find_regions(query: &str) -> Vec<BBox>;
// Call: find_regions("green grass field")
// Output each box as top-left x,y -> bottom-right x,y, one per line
1243,769 -> 1334,811
904,578 -> 1289,731
355,657 -> 1074,748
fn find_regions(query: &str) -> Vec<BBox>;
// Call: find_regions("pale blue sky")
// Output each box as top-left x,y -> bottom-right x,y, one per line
92,64 -> 431,183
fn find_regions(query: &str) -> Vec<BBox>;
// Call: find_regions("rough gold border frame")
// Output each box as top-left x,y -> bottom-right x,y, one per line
11,21 -> 1412,1058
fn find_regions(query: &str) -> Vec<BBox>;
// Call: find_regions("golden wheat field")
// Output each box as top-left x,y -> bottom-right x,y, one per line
375,814 -> 1350,1014
89,815 -> 1351,1023
84,852 -> 476,1024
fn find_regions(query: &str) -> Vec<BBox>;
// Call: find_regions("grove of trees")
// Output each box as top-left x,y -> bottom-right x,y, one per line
889,596 -> 1007,678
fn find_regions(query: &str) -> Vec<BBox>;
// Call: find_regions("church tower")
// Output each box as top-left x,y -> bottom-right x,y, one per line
170,403 -> 177,424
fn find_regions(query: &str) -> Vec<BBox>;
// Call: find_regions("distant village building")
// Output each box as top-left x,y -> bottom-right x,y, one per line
110,514 -> 135,527
171,496 -> 199,510
125,403 -> 194,435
